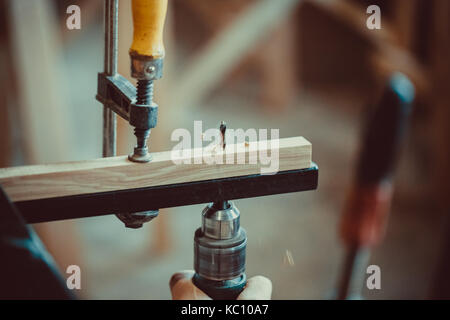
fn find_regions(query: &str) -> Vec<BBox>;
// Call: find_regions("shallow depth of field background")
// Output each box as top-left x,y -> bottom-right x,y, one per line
0,0 -> 449,299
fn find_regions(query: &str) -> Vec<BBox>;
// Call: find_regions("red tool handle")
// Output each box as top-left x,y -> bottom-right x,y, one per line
340,73 -> 415,247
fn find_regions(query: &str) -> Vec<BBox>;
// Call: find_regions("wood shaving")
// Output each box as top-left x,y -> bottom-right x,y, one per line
283,249 -> 295,267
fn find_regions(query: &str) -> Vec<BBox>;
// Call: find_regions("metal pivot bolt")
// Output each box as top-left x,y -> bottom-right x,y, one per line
116,210 -> 159,229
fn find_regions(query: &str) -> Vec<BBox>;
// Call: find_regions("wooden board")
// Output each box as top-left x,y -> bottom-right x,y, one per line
0,136 -> 312,203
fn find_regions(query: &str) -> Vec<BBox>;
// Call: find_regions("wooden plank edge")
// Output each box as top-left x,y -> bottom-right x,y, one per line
16,165 -> 318,224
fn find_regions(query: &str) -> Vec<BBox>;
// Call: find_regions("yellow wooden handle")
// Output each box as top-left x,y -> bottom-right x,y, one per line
130,0 -> 168,59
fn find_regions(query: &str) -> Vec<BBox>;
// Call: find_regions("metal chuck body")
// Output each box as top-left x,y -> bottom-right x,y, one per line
193,201 -> 247,300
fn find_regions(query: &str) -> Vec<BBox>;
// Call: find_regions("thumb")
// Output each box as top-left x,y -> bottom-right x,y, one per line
237,275 -> 272,300
169,270 -> 211,300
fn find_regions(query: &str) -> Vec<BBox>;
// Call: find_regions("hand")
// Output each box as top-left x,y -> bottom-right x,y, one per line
169,270 -> 272,300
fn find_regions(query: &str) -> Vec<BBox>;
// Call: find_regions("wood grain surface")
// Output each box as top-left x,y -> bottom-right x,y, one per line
0,136 -> 312,202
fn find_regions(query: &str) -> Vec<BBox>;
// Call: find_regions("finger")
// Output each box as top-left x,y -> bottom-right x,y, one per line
237,275 -> 272,300
169,270 -> 194,290
169,270 -> 211,300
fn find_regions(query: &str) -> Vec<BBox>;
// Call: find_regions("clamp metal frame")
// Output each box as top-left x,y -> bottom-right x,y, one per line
97,0 -> 158,154
96,73 -> 158,131
97,0 -> 160,227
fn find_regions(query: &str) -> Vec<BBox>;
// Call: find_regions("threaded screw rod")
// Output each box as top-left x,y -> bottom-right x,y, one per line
136,79 -> 153,105
128,79 -> 154,163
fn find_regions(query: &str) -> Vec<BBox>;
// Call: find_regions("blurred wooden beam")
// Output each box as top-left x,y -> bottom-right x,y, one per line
310,0 -> 396,45
8,0 -> 76,164
0,0 -> 12,167
430,0 -> 450,299
392,0 -> 419,49
7,0 -> 82,293
429,0 -> 450,210
308,0 -> 429,97
169,0 -> 302,112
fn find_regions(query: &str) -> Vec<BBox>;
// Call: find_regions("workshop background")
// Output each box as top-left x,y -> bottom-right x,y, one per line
0,0 -> 449,299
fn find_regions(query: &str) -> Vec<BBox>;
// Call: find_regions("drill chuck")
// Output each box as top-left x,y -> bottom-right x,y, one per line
193,201 -> 247,299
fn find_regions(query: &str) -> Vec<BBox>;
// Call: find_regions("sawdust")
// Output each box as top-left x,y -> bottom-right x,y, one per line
283,249 -> 295,267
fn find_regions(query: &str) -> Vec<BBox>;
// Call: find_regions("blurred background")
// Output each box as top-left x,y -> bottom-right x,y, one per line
0,0 -> 449,299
